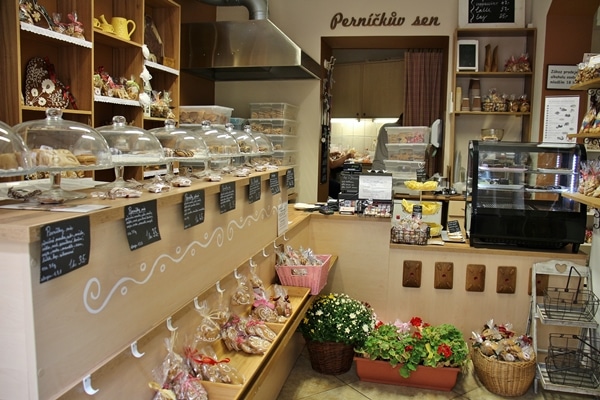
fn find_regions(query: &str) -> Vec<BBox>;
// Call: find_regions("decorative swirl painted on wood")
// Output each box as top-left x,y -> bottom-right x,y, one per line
83,204 -> 277,314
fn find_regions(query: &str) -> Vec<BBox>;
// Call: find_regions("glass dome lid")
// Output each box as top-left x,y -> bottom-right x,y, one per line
245,125 -> 274,155
0,120 -> 35,177
149,119 -> 209,162
195,121 -> 241,158
224,123 -> 261,156
96,116 -> 164,166
13,108 -> 112,171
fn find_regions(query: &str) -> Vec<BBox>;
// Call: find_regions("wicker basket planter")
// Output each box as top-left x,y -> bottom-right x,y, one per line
471,347 -> 536,397
306,341 -> 355,375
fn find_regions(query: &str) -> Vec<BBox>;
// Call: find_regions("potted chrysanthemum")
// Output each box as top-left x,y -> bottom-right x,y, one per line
354,317 -> 469,391
299,293 -> 376,375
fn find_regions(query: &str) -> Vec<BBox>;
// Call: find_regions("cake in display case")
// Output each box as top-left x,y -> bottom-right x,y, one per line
96,116 -> 165,187
12,108 -> 113,202
467,140 -> 587,252
149,119 -> 209,180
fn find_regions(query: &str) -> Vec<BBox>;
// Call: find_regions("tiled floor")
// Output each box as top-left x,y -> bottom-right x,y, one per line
276,347 -> 594,400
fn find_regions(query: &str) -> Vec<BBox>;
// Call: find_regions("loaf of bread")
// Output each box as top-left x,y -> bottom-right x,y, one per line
76,154 -> 97,165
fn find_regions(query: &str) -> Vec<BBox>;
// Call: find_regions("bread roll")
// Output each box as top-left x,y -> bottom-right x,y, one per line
0,153 -> 20,170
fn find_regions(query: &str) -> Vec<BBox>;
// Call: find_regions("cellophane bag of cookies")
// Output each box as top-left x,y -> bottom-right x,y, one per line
272,284 -> 292,318
251,288 -> 280,322
197,344 -> 245,385
231,274 -> 252,306
194,299 -> 223,343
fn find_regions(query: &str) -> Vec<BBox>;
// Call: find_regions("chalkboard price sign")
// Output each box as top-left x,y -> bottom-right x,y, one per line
285,168 -> 295,188
40,215 -> 90,283
459,0 -> 523,27
182,190 -> 205,229
219,182 -> 236,214
270,172 -> 281,194
124,200 -> 161,250
448,220 -> 462,233
248,176 -> 261,204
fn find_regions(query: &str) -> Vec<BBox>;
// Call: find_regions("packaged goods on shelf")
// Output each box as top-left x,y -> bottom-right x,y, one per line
385,143 -> 428,161
271,150 -> 297,166
248,119 -> 298,135
180,105 -> 233,125
249,103 -> 298,120
267,134 -> 297,150
386,126 -> 430,144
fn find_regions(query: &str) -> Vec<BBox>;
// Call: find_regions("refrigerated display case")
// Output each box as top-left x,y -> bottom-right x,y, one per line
467,141 -> 587,252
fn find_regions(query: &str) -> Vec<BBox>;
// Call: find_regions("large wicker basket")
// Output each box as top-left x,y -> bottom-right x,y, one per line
471,347 -> 536,397
306,340 -> 355,375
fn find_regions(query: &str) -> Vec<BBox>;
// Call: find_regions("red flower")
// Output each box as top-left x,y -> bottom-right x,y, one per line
375,320 -> 384,329
422,322 -> 430,328
437,343 -> 452,358
412,331 -> 422,339
405,345 -> 413,352
410,317 -> 422,327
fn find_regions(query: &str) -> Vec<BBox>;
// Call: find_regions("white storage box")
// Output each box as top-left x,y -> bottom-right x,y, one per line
385,143 -> 428,161
248,119 -> 298,135
180,106 -> 233,124
250,103 -> 299,119
386,126 -> 430,144
383,160 -> 423,179
267,134 -> 297,150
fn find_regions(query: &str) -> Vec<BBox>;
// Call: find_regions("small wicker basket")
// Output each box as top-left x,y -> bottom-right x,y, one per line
471,347 -> 536,397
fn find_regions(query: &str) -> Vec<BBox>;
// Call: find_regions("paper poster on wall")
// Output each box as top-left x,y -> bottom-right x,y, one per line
277,202 -> 288,236
542,96 -> 579,144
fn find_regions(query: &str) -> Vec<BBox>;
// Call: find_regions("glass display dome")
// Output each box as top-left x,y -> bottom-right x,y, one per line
148,119 -> 209,180
12,108 -> 113,202
194,121 -> 241,173
223,123 -> 261,168
96,116 -> 165,187
0,120 -> 35,178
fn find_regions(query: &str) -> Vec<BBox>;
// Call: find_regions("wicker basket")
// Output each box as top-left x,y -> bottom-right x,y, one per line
306,340 -> 355,375
471,347 -> 536,397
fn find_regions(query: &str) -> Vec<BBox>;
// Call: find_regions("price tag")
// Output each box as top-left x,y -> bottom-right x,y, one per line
182,190 -> 205,229
40,216 -> 90,283
270,172 -> 281,194
219,182 -> 236,214
447,220 -> 462,233
286,168 -> 295,188
124,200 -> 161,251
248,176 -> 261,204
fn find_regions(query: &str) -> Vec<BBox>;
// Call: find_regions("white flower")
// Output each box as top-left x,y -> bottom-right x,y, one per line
37,97 -> 46,106
30,88 -> 39,97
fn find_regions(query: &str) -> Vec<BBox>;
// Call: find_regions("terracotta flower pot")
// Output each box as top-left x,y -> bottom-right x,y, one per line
354,357 -> 461,391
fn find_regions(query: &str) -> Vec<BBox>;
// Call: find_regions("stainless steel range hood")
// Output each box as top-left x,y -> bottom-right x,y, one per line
181,0 -> 321,81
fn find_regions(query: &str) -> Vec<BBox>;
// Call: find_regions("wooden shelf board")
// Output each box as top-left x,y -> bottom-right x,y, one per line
456,71 -> 533,78
567,132 -> 600,139
562,192 -> 600,209
454,111 -> 530,116
570,78 -> 600,91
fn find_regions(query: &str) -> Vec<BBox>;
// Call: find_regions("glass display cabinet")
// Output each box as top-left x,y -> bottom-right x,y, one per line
467,140 -> 587,252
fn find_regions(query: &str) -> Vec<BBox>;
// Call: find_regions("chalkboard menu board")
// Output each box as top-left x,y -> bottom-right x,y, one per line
270,172 -> 281,194
448,220 -> 462,233
340,172 -> 359,193
124,200 -> 161,250
182,190 -> 205,229
40,216 -> 90,283
285,168 -> 295,188
248,176 -> 261,204
459,0 -> 523,27
219,182 -> 236,214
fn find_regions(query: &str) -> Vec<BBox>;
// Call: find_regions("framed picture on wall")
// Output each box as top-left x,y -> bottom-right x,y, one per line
458,0 -> 525,28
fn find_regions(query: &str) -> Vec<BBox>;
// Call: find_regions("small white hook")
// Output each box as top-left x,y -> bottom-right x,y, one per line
194,297 -> 201,310
262,247 -> 269,257
166,316 -> 177,332
130,341 -> 145,358
234,268 -> 241,279
82,374 -> 99,395
249,258 -> 257,269
216,280 -> 224,294
283,234 -> 289,241
273,240 -> 278,249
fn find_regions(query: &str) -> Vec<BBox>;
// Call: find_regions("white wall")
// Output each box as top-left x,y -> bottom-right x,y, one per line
215,0 -> 550,203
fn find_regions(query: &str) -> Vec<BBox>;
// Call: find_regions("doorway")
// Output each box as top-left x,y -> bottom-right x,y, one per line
318,36 -> 450,201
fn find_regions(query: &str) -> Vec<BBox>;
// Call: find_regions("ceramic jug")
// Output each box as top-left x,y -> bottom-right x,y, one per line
98,15 -> 114,33
111,17 -> 136,41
